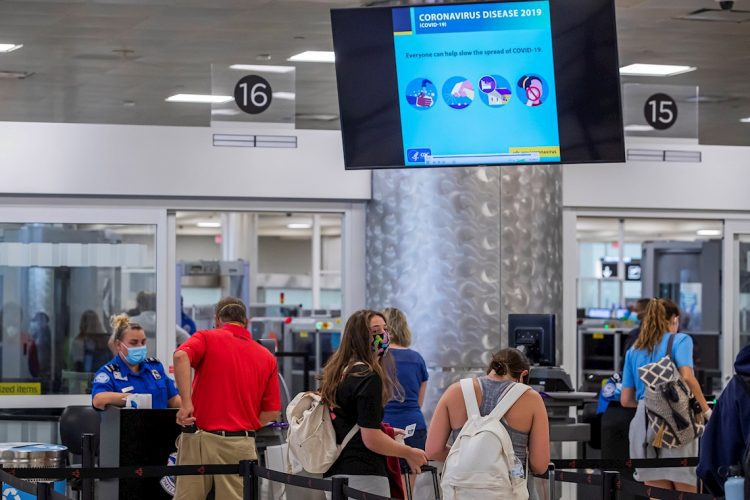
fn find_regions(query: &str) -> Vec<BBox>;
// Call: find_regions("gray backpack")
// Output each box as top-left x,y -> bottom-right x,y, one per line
638,334 -> 704,449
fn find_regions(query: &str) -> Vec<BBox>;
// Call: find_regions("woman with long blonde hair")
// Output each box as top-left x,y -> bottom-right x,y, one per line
620,298 -> 710,493
382,307 -> 429,495
319,309 -> 427,498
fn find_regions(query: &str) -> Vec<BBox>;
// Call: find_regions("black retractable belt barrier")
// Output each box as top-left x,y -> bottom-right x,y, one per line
0,468 -> 67,500
331,477 -> 348,500
601,471 -> 620,500
240,460 -> 254,500
546,463 -> 555,500
0,468 -> 38,496
342,484 -> 394,500
550,457 -> 699,469
81,432 -> 95,500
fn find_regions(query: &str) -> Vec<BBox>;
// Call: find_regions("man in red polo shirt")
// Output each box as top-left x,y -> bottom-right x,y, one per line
172,296 -> 280,500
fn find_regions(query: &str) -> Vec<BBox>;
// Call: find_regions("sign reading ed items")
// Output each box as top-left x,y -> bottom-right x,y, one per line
644,93 -> 678,130
234,75 -> 272,114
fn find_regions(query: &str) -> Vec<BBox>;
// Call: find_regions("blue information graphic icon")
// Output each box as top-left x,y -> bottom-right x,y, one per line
442,76 -> 475,110
406,148 -> 432,163
516,74 -> 549,107
477,75 -> 512,107
405,78 -> 437,110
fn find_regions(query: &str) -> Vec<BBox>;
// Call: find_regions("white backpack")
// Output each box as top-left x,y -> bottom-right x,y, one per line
441,379 -> 531,500
285,391 -> 360,474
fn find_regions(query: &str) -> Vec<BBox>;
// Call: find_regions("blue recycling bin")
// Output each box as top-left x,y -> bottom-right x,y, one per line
0,443 -> 67,499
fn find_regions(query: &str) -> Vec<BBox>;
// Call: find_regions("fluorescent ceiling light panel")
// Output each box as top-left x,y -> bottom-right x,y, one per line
230,64 -> 294,73
624,124 -> 655,132
740,117 -> 750,123
273,92 -> 295,100
0,44 -> 23,53
287,223 -> 312,229
166,94 -> 233,104
211,109 -> 241,116
619,64 -> 696,77
287,51 -> 335,63
696,229 -> 721,236
197,222 -> 221,228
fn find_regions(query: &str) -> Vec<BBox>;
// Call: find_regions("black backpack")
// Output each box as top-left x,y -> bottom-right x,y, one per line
736,373 -> 750,498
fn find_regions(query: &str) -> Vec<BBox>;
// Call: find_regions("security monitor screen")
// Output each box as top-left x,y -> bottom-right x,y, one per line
331,0 -> 624,169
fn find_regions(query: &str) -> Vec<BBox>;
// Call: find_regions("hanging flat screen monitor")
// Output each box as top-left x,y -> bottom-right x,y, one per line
331,0 -> 624,169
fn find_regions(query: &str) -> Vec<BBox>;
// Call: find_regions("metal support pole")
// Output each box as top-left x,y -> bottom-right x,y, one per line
36,481 -> 52,500
331,476 -> 348,500
240,460 -> 256,500
601,470 -> 619,500
312,214 -> 321,310
547,463 -> 555,500
81,433 -> 95,500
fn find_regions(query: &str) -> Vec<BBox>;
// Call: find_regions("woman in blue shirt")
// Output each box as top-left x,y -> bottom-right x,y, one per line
620,298 -> 709,494
382,308 -> 429,492
92,314 -> 180,410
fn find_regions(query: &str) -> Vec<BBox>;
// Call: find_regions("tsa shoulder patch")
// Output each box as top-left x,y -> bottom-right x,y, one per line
94,372 -> 110,384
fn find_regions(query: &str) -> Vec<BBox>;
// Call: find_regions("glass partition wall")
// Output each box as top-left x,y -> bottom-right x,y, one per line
0,207 -> 165,408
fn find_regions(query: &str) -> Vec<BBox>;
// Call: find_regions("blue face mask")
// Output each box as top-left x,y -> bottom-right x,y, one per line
124,345 -> 148,365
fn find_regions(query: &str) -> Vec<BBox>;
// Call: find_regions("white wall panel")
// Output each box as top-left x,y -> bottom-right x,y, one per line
564,141 -> 750,211
0,122 -> 370,200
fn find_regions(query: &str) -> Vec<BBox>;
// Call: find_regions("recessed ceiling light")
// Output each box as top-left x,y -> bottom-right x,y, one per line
230,64 -> 294,74
0,70 -> 32,79
166,94 -> 233,104
620,64 -> 696,77
696,229 -> 721,236
287,223 -> 312,229
211,109 -> 240,116
296,113 -> 339,121
288,51 -> 335,63
740,117 -> 750,123
273,92 -> 295,100
0,44 -> 23,53
624,124 -> 655,132
197,221 -> 221,228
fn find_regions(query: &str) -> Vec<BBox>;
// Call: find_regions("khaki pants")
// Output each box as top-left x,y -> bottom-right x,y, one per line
174,430 -> 258,500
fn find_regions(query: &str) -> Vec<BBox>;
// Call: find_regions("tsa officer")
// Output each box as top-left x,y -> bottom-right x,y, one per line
92,314 -> 180,410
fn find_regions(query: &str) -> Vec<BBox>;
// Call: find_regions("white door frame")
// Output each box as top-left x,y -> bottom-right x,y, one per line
0,205 -> 166,408
721,220 -> 750,386
0,197 -> 367,408
563,207 -> 750,391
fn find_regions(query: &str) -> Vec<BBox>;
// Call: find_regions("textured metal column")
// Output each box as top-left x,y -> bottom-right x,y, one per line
499,164 -> 563,361
367,167 -> 500,418
367,164 -> 562,417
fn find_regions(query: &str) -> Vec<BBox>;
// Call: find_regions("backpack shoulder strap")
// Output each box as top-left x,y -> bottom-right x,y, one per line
460,378 -> 481,418
488,382 -> 530,420
666,333 -> 676,362
340,424 -> 360,448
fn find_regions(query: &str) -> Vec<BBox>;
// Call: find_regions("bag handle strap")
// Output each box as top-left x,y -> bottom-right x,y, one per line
460,378 -> 481,418
666,333 -> 676,363
488,382 -> 530,420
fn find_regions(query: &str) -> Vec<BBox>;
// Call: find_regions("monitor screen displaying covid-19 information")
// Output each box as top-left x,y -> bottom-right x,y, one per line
393,2 -> 560,166
331,0 -> 625,170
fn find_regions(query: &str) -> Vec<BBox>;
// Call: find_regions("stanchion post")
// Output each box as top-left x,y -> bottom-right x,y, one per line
81,432 -> 95,500
240,460 -> 258,500
36,481 -> 51,500
601,470 -> 619,500
331,476 -> 348,500
547,463 -> 555,500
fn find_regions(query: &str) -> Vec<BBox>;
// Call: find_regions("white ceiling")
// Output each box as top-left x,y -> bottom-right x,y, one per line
0,0 -> 748,143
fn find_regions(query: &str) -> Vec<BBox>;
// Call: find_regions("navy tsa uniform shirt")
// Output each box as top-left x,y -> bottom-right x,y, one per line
91,356 -> 178,409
